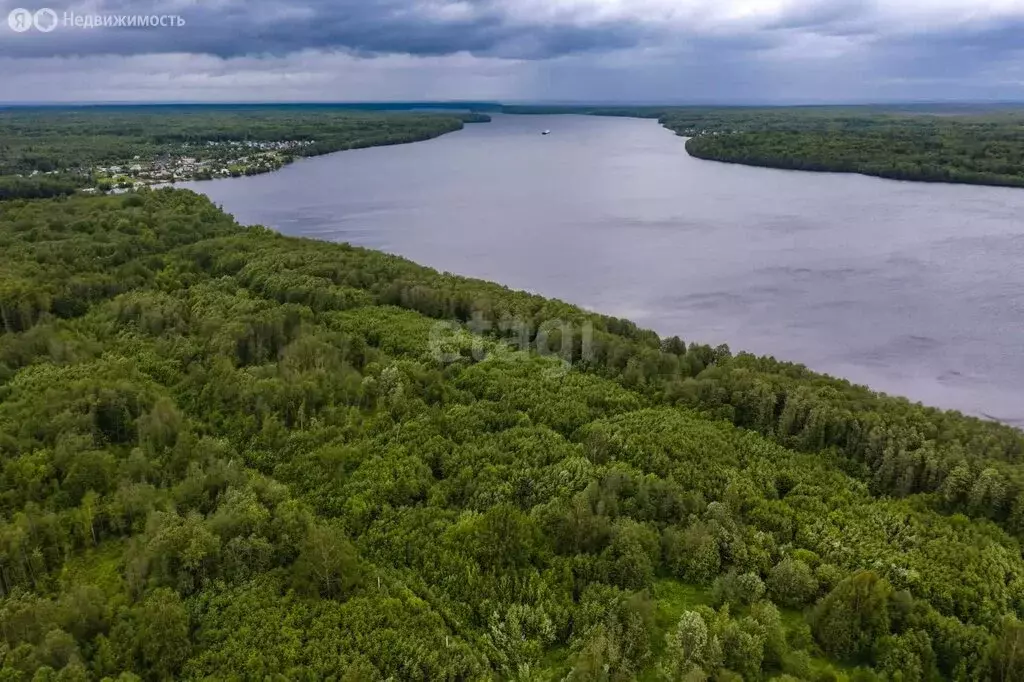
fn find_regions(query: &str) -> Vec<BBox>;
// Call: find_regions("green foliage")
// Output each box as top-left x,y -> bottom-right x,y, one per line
2,189 -> 1024,679
712,571 -> 765,608
661,610 -> 710,679
0,107 -> 478,197
108,588 -> 190,680
987,616 -> 1024,682
291,523 -> 364,599
811,571 -> 893,661
681,116 -> 1024,188
767,558 -> 819,607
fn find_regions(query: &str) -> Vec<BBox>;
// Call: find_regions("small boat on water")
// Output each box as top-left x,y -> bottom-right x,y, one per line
541,130 -> 551,135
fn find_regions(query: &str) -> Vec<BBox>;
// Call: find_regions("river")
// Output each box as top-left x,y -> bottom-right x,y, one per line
180,114 -> 1024,426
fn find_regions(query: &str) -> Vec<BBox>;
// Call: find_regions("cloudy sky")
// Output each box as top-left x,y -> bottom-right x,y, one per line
1,0 -> 1023,103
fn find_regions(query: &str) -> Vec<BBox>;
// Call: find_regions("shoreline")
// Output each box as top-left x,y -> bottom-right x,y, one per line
681,133 -> 1024,190
498,106 -> 1024,190
166,115 -> 1024,427
83,116 -> 485,194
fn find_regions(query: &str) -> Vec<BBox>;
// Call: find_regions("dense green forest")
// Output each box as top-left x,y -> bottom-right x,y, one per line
0,108 -> 485,199
679,116 -> 1024,188
502,105 -> 1024,188
3,189 -> 1024,679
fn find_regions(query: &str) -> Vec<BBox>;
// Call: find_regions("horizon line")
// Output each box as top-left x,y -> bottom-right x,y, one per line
2,98 -> 1024,109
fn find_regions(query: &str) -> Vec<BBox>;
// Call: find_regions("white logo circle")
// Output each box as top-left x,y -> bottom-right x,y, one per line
33,7 -> 57,32
7,8 -> 33,32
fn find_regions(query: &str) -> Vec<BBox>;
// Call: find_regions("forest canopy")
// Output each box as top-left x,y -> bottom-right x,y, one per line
3,188 -> 1024,679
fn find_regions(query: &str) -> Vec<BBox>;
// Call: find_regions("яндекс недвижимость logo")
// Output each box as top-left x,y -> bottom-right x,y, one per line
7,7 -> 57,32
7,7 -> 184,31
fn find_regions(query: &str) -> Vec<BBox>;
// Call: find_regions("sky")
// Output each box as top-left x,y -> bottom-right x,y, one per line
1,0 -> 1023,104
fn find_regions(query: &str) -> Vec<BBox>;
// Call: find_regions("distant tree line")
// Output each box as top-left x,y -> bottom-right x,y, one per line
682,126 -> 1024,188
0,108 -> 487,199
502,104 -> 1024,188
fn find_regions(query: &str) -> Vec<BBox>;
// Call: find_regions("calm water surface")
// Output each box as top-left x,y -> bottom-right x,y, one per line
182,114 -> 1024,425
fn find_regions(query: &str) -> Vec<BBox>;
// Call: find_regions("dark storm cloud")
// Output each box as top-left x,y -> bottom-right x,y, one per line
852,17 -> 1024,89
0,0 -> 657,59
2,0 -> 1023,103
889,18 -> 1024,55
3,0 -> 1019,67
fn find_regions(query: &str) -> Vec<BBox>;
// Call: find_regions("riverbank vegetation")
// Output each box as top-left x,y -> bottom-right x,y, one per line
4,188 -> 1024,679
0,107 -> 486,199
7,102 -> 1023,195
677,112 -> 1024,188
503,104 -> 1024,188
